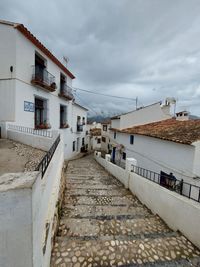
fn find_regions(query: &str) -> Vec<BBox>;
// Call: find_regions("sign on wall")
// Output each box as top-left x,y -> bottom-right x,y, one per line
24,101 -> 34,112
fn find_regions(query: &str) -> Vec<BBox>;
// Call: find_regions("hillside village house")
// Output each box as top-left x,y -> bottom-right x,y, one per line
86,122 -> 102,150
109,101 -> 200,186
0,20 -> 87,159
101,120 -> 111,153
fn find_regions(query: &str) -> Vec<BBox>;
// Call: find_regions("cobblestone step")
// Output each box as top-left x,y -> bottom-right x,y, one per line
51,235 -> 200,266
51,155 -> 200,267
61,204 -> 151,218
65,188 -> 130,196
58,216 -> 172,238
63,195 -> 143,206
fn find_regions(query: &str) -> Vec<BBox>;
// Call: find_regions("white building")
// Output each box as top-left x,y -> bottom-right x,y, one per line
101,120 -> 111,153
86,123 -> 102,150
0,20 -> 87,159
109,116 -> 200,185
111,101 -> 172,130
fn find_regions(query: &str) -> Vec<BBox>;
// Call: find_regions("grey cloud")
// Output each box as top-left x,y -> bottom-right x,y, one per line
0,0 -> 200,116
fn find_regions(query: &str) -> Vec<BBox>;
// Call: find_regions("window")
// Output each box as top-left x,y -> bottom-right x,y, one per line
73,141 -> 76,152
35,97 -> 48,128
102,137 -> 106,142
97,138 -> 101,144
114,132 -> 116,139
82,117 -> 86,125
82,138 -> 85,146
35,53 -> 46,81
103,125 -> 107,131
60,73 -> 66,92
60,105 -> 67,128
122,152 -> 126,160
130,135 -> 134,145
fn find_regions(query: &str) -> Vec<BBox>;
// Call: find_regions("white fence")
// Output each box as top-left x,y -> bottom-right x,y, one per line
94,152 -> 200,249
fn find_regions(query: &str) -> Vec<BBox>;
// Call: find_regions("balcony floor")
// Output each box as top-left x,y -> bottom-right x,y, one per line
0,139 -> 45,177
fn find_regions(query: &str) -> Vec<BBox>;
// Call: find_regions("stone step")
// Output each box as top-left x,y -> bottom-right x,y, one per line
65,188 -> 131,197
66,178 -> 123,187
57,216 -> 172,238
66,183 -> 123,190
51,235 -> 200,267
61,204 -> 151,219
63,195 -> 142,206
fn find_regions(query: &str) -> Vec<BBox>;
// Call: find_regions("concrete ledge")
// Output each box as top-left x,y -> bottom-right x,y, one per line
0,172 -> 40,192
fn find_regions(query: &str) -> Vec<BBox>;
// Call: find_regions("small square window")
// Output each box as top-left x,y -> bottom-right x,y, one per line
130,135 -> 134,144
97,138 -> 101,144
102,137 -> 106,142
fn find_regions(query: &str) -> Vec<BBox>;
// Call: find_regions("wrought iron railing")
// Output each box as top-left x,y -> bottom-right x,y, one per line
131,165 -> 200,203
59,84 -> 74,100
8,124 -> 53,138
31,65 -> 56,90
35,134 -> 60,178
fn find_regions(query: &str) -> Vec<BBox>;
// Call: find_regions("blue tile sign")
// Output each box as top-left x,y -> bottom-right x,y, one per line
24,101 -> 34,112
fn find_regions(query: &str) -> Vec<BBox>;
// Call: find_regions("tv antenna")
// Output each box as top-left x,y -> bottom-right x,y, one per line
63,56 -> 69,67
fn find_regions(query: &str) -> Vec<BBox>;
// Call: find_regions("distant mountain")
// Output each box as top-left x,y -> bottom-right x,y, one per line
87,115 -> 111,124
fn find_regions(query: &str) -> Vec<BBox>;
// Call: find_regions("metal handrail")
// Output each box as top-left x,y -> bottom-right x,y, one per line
32,65 -> 56,87
60,84 -> 74,99
131,165 -> 200,203
8,124 -> 53,138
35,134 -> 60,178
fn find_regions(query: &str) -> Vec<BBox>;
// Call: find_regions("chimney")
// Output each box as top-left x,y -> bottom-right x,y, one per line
176,111 -> 189,121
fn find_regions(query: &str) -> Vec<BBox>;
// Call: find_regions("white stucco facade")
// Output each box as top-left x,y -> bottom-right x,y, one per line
0,21 -> 87,160
111,102 -> 172,130
109,131 -> 200,185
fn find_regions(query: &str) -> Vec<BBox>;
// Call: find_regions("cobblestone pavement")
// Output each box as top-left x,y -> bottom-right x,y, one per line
51,155 -> 200,267
0,139 -> 45,175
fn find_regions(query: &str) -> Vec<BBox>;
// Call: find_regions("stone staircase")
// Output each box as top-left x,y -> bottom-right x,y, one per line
51,155 -> 200,267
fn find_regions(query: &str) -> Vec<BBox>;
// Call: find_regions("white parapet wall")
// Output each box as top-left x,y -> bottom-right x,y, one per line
0,141 -> 64,267
7,128 -> 58,151
94,152 -> 200,249
94,153 -> 129,188
129,172 -> 200,249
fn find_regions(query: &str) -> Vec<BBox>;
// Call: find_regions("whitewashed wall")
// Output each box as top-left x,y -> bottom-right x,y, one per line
0,141 -> 64,267
94,154 -> 200,249
119,103 -> 171,129
0,23 -> 16,79
109,132 -> 198,185
193,141 -> 200,177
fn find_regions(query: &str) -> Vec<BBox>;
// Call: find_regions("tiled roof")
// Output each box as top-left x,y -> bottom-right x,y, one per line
0,20 -> 75,79
90,128 -> 101,136
111,119 -> 200,145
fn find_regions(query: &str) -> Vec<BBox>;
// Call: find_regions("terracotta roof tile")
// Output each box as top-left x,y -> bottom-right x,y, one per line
90,128 -> 101,136
111,119 -> 200,145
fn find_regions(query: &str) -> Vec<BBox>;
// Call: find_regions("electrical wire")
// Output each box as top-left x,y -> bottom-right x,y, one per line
73,87 -> 137,101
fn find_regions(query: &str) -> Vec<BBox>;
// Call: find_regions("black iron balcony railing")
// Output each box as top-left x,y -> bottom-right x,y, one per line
31,65 -> 57,92
77,124 -> 83,132
59,84 -> 74,101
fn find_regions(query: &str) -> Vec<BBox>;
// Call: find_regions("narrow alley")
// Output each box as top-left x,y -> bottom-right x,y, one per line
51,155 -> 200,267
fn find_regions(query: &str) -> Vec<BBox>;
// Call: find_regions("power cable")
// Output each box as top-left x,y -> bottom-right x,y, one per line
73,87 -> 137,101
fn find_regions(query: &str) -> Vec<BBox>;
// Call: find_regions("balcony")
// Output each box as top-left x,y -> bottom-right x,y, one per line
77,124 -> 83,132
58,84 -> 74,101
31,65 -> 57,92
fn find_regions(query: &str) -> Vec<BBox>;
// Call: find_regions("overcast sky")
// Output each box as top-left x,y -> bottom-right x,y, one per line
1,0 -> 200,116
